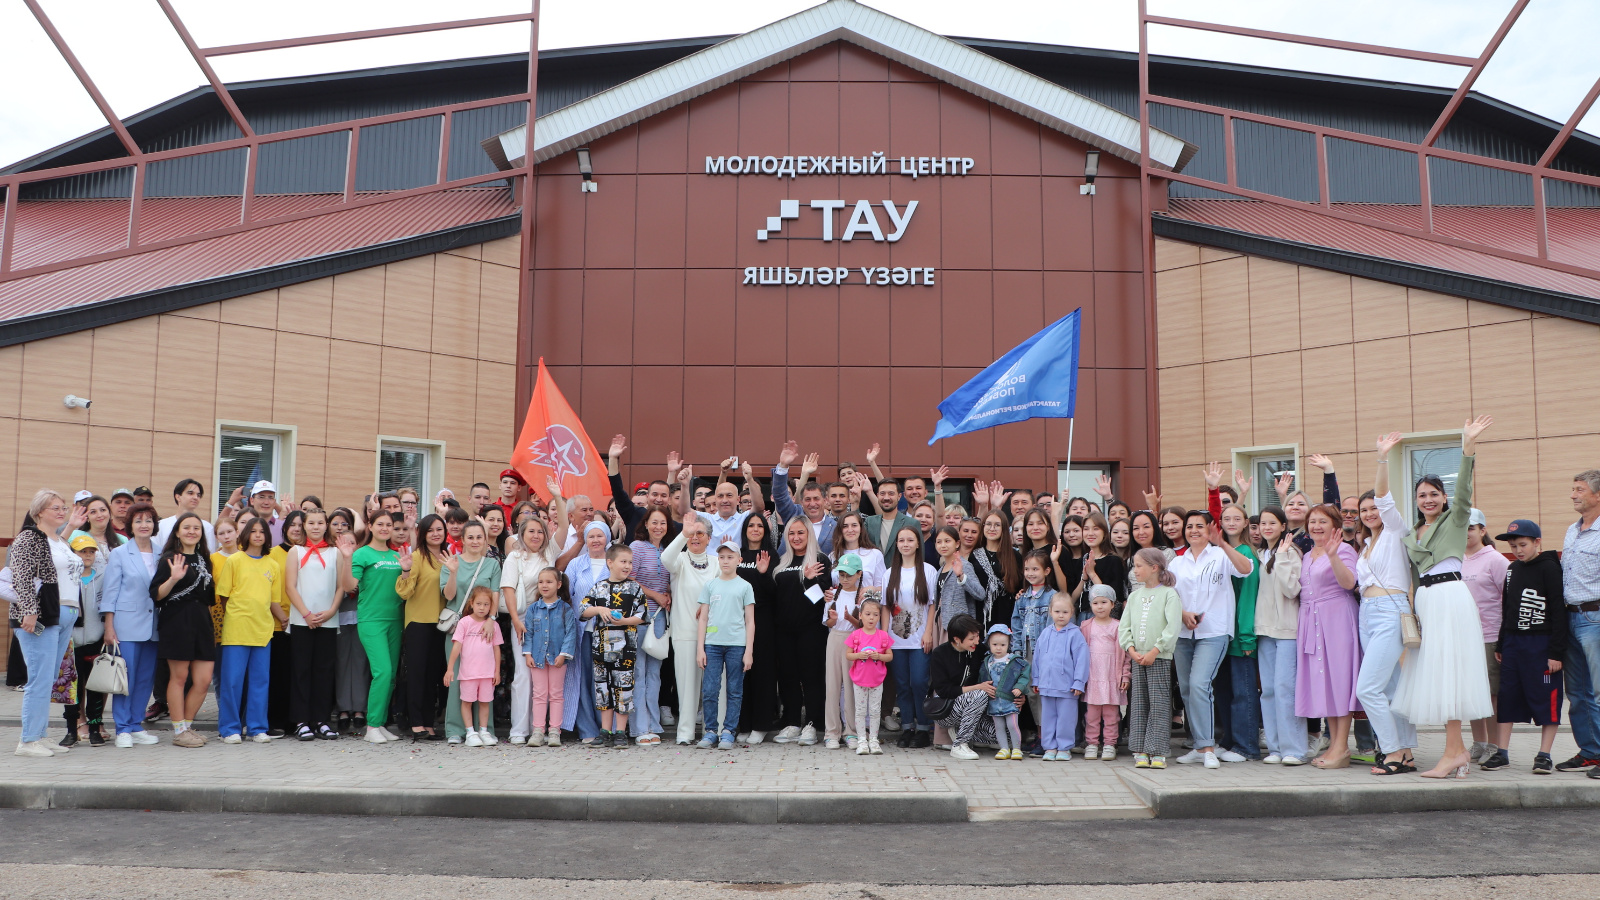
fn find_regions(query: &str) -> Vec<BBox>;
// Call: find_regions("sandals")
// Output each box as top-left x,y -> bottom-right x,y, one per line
1371,754 -> 1417,776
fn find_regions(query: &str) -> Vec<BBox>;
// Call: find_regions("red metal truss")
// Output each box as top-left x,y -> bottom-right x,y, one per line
1136,0 -> 1600,285
0,2 -> 540,282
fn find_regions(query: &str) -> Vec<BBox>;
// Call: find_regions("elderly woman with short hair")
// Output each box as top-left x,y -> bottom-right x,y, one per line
9,490 -> 88,757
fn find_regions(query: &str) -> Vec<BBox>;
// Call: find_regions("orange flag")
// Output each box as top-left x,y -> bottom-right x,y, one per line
510,359 -> 611,506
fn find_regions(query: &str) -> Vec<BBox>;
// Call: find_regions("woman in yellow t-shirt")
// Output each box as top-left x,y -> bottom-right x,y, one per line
216,518 -> 287,742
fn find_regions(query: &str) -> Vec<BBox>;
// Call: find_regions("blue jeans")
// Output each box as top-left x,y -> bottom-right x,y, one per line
1257,636 -> 1306,758
890,647 -> 931,731
1174,635 -> 1228,750
700,644 -> 745,737
1565,610 -> 1600,759
111,639 -> 159,735
1212,653 -> 1262,757
1356,596 -> 1419,755
16,606 -> 76,743
218,644 -> 271,737
631,651 -> 663,736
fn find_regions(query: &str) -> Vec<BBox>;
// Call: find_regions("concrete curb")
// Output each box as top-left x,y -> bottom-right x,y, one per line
0,781 -> 968,824
968,805 -> 1153,822
1117,770 -> 1600,819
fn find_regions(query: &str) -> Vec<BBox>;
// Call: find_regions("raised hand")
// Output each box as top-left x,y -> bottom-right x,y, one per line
666,451 -> 682,481
740,459 -> 755,481
778,440 -> 800,470
608,434 -> 627,459
720,457 -> 736,472
756,550 -> 770,574
545,476 -> 564,500
167,555 -> 188,585
847,473 -> 865,497
801,452 -> 820,477
1142,485 -> 1162,512
1462,414 -> 1493,453
931,465 -> 949,488
677,465 -> 694,485
1207,522 -> 1226,547
803,560 -> 823,579
990,480 -> 1011,510
949,553 -> 964,577
444,555 -> 460,574
399,549 -> 414,573
1233,469 -> 1253,497
1308,453 -> 1335,474
1203,461 -> 1224,489
1273,471 -> 1294,501
335,533 -> 357,555
973,480 -> 990,506
1094,473 -> 1114,501
864,443 -> 880,465
1375,431 -> 1403,458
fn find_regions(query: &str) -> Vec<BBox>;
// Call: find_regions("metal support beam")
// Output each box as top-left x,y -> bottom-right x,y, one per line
1144,15 -> 1477,66
515,0 -> 542,434
155,0 -> 256,139
22,0 -> 142,158
1421,0 -> 1531,147
202,12 -> 537,56
1536,75 -> 1600,169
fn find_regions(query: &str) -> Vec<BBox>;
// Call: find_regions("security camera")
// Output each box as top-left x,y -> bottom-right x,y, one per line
63,395 -> 91,409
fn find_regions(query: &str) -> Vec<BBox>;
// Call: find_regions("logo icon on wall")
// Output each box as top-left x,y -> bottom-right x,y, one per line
528,425 -> 589,480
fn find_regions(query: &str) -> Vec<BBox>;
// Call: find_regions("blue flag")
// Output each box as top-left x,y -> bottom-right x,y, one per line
928,309 -> 1082,445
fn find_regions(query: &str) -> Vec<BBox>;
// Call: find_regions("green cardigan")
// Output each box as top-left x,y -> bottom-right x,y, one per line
1228,543 -> 1260,657
1404,453 -> 1475,576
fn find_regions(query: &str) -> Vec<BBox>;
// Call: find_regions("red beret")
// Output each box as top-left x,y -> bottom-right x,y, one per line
500,468 -> 528,485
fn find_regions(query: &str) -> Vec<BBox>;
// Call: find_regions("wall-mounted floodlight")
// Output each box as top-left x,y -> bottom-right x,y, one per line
576,148 -> 598,192
1080,151 -> 1100,195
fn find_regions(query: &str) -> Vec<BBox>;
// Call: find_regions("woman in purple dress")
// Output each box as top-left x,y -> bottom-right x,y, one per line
1296,504 -> 1362,769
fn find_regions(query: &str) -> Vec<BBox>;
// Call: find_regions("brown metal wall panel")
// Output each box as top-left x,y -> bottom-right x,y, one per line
790,45 -> 839,82
738,82 -> 790,155
1092,271 -> 1146,369
638,106 -> 690,175
683,268 -> 735,364
632,269 -> 685,366
577,365 -> 633,448
939,365 -> 993,465
581,269 -> 634,361
636,175 -> 689,269
1040,177 -> 1096,270
735,365 -> 788,454
630,365 -> 684,466
788,287 -> 839,367
532,172 -> 586,269
787,366 -> 840,464
839,43 -> 890,81
836,366 -> 890,462
584,173 -> 637,270
837,282 -> 888,362
991,107 -> 1044,177
735,278 -> 787,367
992,176 -> 1045,272
839,82 -> 890,148
684,175 -> 739,269
1091,178 -> 1145,272
529,267 -> 582,365
888,365 -> 943,469
790,81 -> 841,157
941,176 -> 993,271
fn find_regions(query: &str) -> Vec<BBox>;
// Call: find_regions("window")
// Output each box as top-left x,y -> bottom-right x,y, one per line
376,437 -> 445,499
1402,440 -> 1463,522
1058,463 -> 1113,511
214,422 -> 297,516
1231,444 -> 1300,515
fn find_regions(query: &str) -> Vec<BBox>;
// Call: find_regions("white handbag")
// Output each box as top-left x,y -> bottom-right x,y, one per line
641,606 -> 671,660
86,644 -> 129,696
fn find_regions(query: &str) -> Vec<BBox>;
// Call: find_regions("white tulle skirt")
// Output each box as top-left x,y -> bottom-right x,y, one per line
1393,580 -> 1493,725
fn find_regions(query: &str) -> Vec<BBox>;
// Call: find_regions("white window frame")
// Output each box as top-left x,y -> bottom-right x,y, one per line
214,421 -> 297,518
375,436 -> 446,500
1393,430 -> 1464,525
1058,462 -> 1114,512
1231,443 -> 1301,515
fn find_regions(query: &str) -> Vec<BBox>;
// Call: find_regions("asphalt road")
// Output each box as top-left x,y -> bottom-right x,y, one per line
3,808 -> 1599,884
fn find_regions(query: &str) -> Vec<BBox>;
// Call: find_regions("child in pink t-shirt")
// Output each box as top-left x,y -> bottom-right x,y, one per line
1079,585 -> 1130,760
446,586 -> 503,748
845,597 -> 894,755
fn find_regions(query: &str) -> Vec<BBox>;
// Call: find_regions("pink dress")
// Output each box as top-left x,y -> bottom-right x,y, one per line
1079,619 -> 1130,706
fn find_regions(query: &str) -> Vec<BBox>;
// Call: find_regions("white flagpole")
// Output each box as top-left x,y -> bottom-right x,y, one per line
1063,416 -> 1075,503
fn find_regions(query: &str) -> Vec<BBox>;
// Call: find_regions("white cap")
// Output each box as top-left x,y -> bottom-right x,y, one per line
251,480 -> 277,496
715,537 -> 741,554
1468,508 -> 1487,528
73,490 -> 93,503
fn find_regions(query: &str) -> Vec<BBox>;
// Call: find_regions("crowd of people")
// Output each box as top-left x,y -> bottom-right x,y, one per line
8,420 -> 1600,782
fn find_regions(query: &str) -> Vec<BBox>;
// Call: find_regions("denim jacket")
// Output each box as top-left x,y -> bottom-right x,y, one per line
1010,584 -> 1056,662
521,598 -> 577,666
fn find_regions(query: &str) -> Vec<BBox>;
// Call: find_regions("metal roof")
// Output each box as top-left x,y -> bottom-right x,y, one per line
0,188 -> 515,324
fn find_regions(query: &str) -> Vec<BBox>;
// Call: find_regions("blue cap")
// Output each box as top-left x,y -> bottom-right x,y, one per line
986,623 -> 1012,637
1496,519 -> 1541,541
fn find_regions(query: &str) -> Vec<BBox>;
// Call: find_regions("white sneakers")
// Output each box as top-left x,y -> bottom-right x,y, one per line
869,739 -> 882,755
882,715 -> 901,732
510,735 -> 528,746
856,741 -> 870,755
798,724 -> 818,746
1281,755 -> 1306,766
844,735 -> 859,750
130,730 -> 159,745
1175,749 -> 1205,765
379,727 -> 401,742
1217,749 -> 1248,763
465,731 -> 483,747
773,726 -> 803,743
221,734 -> 243,744
1203,750 -> 1220,769
746,730 -> 766,745
365,727 -> 388,743
950,743 -> 979,760
479,728 -> 498,746
14,740 -> 54,758
114,733 -> 134,749
1084,745 -> 1100,760
1263,753 -> 1283,765
251,733 -> 272,743
824,738 -> 840,750
546,730 -> 562,747
1100,745 -> 1117,761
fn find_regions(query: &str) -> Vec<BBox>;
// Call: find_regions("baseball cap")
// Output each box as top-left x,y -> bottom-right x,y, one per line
987,623 -> 1013,637
834,553 -> 863,576
1467,508 -> 1487,528
111,488 -> 134,500
715,537 -> 740,554
1496,519 -> 1541,541
69,534 -> 99,553
250,480 -> 276,496
73,490 -> 93,503
132,486 -> 154,497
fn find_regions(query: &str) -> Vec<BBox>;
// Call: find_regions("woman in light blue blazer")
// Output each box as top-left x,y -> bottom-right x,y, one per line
101,503 -> 163,746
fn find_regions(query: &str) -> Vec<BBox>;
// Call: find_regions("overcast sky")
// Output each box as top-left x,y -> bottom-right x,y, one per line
2,0 -> 1597,169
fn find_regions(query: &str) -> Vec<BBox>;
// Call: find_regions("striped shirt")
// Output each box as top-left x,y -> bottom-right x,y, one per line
629,540 -> 671,614
1562,516 -> 1600,605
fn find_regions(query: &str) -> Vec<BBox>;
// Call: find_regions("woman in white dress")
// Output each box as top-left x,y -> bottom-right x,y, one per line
1394,415 -> 1495,778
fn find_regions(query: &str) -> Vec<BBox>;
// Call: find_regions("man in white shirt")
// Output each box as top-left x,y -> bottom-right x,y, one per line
769,441 -> 837,555
155,478 -> 217,552
681,460 -> 764,548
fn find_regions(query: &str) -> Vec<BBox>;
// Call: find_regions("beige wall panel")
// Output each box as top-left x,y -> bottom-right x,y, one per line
382,256 -> 435,353
278,279 -> 334,338
474,459 -> 510,494
1297,268 -> 1352,348
1300,344 -> 1357,455
1319,453 -> 1360,503
294,444 -> 326,503
475,361 -> 515,467
0,345 -> 22,418
272,332 -> 331,446
20,331 -> 95,423
322,446 -> 376,508
1159,465 -> 1204,511
1350,279 -> 1408,343
1158,364 -> 1205,469
1352,336 -> 1413,440
1200,257 -> 1250,362
431,253 -> 481,359
481,236 -> 521,269
426,353 -> 477,458
214,324 -> 277,421
1407,328 -> 1472,432
150,431 -> 215,507
1199,247 -> 1240,264
170,301 -> 219,321
1155,266 -> 1202,368
152,315 -> 220,436
88,317 -> 158,431
444,457 -> 480,497
217,289 -> 279,328
1203,358 -> 1252,462
324,340 -> 383,451
0,417 -> 19,531
17,419 -> 88,498
331,268 -> 385,345
1467,321 -> 1536,440
478,262 -> 520,365
85,427 -> 152,503
1532,316 -> 1598,438
1470,438 -> 1540,535
1406,288 -> 1467,334
378,347 -> 431,438
444,242 -> 482,261
1249,351 -> 1303,448
1538,435 -> 1600,548
1467,299 -> 1529,326
1248,257 -> 1300,354
1155,239 -> 1199,271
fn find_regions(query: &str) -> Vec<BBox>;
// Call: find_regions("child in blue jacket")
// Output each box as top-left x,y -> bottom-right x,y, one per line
981,624 -> 1032,760
1032,594 -> 1090,760
521,568 -> 577,747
